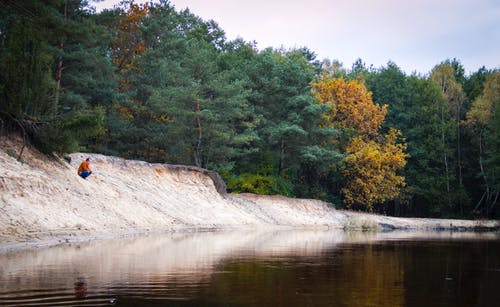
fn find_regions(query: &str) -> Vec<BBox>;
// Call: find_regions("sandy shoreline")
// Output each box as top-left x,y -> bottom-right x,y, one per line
1,136 -> 499,253
2,221 -> 498,254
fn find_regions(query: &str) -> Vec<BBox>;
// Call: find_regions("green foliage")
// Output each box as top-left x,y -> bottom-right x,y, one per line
33,107 -> 105,154
226,173 -> 294,196
487,99 -> 500,196
2,0 -> 498,218
0,1 -> 57,118
245,47 -> 321,176
463,67 -> 492,102
366,66 -> 448,215
365,61 -> 407,130
465,71 -> 500,216
1,0 -> 115,155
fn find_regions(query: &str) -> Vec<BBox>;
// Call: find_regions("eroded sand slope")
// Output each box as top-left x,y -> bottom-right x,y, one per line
0,136 -> 498,250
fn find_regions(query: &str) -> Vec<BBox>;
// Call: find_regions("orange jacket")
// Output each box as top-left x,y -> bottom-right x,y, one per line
77,161 -> 92,174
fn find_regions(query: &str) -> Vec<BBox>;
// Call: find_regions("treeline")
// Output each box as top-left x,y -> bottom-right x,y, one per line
1,0 -> 498,218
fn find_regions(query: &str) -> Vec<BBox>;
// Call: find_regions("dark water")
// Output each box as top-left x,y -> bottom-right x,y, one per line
0,230 -> 499,307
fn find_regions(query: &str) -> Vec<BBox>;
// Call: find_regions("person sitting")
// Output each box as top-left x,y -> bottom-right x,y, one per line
77,158 -> 92,179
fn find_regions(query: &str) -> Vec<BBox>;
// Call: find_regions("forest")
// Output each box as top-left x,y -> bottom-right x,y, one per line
1,0 -> 498,218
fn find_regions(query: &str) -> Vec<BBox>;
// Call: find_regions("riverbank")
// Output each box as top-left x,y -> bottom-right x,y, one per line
1,135 -> 498,252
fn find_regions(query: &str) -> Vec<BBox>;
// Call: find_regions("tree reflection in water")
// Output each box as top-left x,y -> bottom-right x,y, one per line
0,230 -> 498,306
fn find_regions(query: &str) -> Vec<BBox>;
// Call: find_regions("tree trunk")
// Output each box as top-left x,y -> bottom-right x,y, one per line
478,130 -> 490,205
194,98 -> 202,167
457,100 -> 463,187
456,105 -> 463,215
473,192 -> 486,213
54,0 -> 67,106
440,100 -> 450,195
472,129 -> 494,216
489,191 -> 499,212
278,138 -> 285,175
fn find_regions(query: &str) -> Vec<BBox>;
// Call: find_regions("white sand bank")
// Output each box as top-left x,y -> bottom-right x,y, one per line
1,136 -> 498,252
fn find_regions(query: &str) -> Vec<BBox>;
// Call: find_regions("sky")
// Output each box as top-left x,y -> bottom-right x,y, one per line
93,0 -> 500,75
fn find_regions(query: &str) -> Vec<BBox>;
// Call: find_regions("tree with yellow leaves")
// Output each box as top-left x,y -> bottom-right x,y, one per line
312,75 -> 387,138
312,75 -> 408,210
342,129 -> 408,210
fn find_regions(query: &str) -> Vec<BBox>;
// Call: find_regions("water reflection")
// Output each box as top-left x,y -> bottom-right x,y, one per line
74,276 -> 88,299
0,230 -> 498,306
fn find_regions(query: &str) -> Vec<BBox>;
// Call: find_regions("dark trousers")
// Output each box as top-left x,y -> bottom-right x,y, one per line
79,171 -> 92,179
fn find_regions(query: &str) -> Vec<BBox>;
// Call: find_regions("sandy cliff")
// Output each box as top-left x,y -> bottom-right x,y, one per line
0,136 -> 498,251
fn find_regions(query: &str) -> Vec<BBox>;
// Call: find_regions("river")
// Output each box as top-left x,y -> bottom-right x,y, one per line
0,230 -> 499,306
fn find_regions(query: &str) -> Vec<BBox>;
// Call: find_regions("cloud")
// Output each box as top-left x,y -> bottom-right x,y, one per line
95,0 -> 500,73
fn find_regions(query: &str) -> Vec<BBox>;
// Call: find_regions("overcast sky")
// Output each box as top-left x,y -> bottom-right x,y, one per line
94,0 -> 500,75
